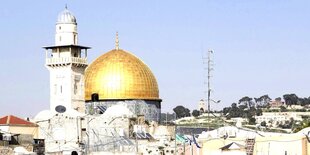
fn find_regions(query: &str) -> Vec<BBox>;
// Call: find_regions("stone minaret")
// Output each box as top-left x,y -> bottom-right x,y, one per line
43,7 -> 90,113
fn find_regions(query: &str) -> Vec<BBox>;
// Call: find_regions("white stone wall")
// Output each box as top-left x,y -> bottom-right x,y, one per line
255,112 -> 307,124
55,23 -> 77,46
48,65 -> 85,112
86,115 -> 136,153
37,113 -> 83,154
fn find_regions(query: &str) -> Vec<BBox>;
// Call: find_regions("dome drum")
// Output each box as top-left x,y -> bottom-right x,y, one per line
88,93 -> 162,102
85,100 -> 161,122
86,98 -> 162,109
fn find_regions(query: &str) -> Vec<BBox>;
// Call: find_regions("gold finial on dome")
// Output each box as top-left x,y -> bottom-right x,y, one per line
115,32 -> 119,50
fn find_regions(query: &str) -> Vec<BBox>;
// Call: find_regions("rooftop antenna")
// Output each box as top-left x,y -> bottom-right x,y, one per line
115,32 -> 119,50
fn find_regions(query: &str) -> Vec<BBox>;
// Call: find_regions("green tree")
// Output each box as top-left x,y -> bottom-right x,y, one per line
261,121 -> 267,127
185,108 -> 190,117
283,94 -> 298,106
238,104 -> 247,111
297,97 -> 310,106
293,119 -> 310,133
259,95 -> 271,107
222,107 -> 231,116
280,106 -> 287,112
248,117 -> 256,125
230,103 -> 243,118
223,103 -> 243,118
192,110 -> 200,117
239,96 -> 254,108
173,106 -> 190,118
256,108 -> 263,116
243,108 -> 255,120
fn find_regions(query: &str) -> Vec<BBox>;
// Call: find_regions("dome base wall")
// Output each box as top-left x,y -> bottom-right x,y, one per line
85,100 -> 161,122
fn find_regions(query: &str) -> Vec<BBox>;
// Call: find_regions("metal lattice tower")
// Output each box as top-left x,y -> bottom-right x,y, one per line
203,50 -> 214,126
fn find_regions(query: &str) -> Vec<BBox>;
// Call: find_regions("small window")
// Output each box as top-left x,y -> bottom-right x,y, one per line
59,26 -> 61,30
74,35 -> 76,44
59,36 -> 61,42
60,85 -> 62,94
74,80 -> 78,94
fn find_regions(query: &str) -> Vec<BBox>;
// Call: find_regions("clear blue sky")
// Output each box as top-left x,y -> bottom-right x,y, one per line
0,1 -> 309,118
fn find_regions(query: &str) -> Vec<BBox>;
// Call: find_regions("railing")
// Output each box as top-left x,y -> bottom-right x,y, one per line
46,57 -> 87,65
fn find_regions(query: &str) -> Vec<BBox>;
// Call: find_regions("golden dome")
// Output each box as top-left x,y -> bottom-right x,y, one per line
85,49 -> 160,101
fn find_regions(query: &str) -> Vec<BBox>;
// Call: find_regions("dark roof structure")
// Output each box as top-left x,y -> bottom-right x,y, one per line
220,142 -> 245,150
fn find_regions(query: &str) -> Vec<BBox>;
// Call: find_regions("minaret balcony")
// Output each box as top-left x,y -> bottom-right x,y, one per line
46,57 -> 87,66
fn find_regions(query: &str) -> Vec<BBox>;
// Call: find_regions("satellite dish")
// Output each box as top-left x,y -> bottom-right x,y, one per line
55,105 -> 66,113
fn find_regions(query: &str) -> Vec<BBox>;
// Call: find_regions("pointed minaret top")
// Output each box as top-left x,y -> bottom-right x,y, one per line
115,32 -> 119,50
65,4 -> 68,9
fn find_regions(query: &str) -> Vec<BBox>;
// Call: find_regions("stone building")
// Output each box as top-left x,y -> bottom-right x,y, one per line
35,6 -> 165,155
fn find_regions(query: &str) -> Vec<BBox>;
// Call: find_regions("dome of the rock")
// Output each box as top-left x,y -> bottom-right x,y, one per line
84,49 -> 160,101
